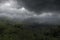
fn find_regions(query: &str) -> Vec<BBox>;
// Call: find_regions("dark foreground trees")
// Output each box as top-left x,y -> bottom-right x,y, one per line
0,21 -> 60,40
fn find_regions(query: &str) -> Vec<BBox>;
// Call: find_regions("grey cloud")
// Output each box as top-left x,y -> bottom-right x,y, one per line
0,0 -> 60,25
0,0 -> 8,3
17,0 -> 60,13
0,6 -> 35,18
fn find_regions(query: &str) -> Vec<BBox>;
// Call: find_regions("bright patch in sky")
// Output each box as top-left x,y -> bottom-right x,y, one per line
4,2 -> 11,6
0,2 -> 12,8
21,7 -> 25,11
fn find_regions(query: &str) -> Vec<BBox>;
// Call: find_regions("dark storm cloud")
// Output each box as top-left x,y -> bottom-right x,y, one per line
17,0 -> 60,13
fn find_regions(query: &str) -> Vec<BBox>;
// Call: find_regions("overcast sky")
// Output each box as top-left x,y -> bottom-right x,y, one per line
0,0 -> 60,24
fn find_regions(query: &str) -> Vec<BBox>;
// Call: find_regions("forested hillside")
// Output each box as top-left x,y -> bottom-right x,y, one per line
0,21 -> 60,40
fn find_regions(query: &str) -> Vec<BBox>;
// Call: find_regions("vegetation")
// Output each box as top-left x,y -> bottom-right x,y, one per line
0,21 -> 60,40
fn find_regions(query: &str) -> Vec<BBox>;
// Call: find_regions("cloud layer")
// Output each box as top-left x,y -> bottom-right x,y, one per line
0,0 -> 60,24
17,0 -> 60,13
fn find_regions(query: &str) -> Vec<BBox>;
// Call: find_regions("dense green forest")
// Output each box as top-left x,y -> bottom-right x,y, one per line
0,20 -> 60,40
